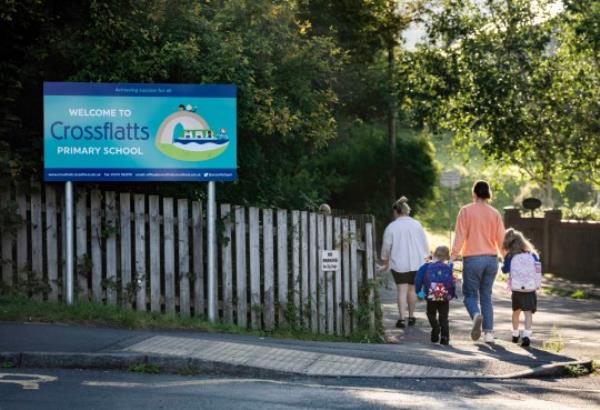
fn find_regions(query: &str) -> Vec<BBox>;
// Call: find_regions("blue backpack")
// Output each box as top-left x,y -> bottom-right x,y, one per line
423,262 -> 455,302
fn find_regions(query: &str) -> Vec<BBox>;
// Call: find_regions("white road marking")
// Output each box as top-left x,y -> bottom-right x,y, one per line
0,373 -> 58,390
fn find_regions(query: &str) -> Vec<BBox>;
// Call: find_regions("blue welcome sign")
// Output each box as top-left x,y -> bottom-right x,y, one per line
43,82 -> 237,181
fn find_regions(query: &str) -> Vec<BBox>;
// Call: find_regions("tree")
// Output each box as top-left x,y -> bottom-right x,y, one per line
418,0 -> 599,207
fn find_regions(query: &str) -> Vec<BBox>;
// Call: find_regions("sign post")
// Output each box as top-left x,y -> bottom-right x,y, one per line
440,170 -> 461,247
44,82 -> 237,316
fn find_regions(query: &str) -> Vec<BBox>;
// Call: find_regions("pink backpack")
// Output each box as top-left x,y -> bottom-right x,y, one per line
510,252 -> 542,292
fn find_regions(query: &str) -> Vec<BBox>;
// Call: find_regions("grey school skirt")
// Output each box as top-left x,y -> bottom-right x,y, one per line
512,291 -> 537,313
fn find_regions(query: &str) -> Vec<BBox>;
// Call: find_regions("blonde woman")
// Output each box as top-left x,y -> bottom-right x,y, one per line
382,197 -> 429,328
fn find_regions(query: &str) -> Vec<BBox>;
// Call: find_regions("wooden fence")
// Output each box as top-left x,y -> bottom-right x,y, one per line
0,182 -> 377,335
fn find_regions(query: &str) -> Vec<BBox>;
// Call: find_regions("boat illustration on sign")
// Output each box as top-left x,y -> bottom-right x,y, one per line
155,106 -> 230,161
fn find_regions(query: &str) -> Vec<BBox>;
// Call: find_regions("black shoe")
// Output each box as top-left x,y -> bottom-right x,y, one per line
408,317 -> 416,326
431,329 -> 440,343
512,335 -> 520,343
396,319 -> 406,329
521,337 -> 531,347
440,337 -> 450,345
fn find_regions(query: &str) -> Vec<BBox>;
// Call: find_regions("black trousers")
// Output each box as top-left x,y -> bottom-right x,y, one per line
426,301 -> 450,338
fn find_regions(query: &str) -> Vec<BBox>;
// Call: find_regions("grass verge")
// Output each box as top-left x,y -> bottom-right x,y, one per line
0,293 -> 382,343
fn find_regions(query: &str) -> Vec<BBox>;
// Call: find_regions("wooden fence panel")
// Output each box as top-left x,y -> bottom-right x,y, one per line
317,214 -> 326,333
234,206 -> 247,327
342,218 -> 351,335
30,183 -> 43,300
221,204 -> 233,324
15,186 -> 27,284
45,187 -> 58,299
308,212 -> 317,332
178,199 -> 190,317
350,220 -> 358,331
334,217 -> 342,335
90,190 -> 102,302
291,211 -> 300,312
119,193 -> 131,307
134,194 -> 146,311
1,192 -> 13,286
163,198 -> 175,314
105,191 -> 117,305
149,195 -> 161,312
365,222 -> 375,330
277,209 -> 288,325
249,207 -> 261,329
325,215 -> 333,334
263,209 -> 274,331
75,190 -> 89,301
192,201 -> 204,317
300,212 -> 309,324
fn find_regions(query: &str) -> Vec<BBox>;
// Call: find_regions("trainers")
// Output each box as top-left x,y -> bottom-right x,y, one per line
521,337 -> 531,347
396,319 -> 406,329
484,332 -> 495,344
431,329 -> 440,343
440,336 -> 450,346
512,335 -> 520,343
471,314 -> 483,341
408,317 -> 416,326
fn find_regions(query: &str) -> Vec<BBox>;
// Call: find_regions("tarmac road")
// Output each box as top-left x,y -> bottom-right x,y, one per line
1,368 -> 599,410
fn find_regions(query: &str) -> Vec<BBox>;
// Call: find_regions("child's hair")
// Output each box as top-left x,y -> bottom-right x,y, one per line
392,196 -> 411,216
503,228 -> 536,254
472,180 -> 492,200
433,245 -> 450,261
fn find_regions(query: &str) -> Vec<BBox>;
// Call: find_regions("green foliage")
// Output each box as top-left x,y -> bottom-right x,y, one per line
417,0 -> 600,206
128,363 -> 161,374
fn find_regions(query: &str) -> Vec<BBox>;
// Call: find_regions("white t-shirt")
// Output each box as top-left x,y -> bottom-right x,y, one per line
381,216 -> 429,273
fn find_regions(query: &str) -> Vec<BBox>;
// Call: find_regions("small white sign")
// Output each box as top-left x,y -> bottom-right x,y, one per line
321,250 -> 340,272
440,170 -> 461,188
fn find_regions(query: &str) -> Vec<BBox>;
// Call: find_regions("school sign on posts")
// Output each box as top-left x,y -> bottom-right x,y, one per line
43,82 -> 237,181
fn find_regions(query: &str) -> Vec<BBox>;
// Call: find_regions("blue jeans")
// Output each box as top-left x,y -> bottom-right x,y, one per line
462,255 -> 498,332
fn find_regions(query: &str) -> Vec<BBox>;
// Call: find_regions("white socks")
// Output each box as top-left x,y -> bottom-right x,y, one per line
513,329 -> 533,337
512,330 -> 520,337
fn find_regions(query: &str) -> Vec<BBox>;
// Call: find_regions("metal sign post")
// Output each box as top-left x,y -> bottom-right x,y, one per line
64,181 -> 74,305
207,181 -> 216,321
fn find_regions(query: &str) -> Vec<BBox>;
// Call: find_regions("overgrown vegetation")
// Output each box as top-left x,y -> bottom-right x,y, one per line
0,292 -> 383,343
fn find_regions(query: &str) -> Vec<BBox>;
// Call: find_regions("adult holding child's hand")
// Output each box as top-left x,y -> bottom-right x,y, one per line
451,180 -> 505,343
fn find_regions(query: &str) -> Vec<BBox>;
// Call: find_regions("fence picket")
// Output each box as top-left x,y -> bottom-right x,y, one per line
15,185 -> 27,284
308,212 -> 317,332
365,222 -> 375,330
221,204 -> 233,323
263,209 -> 274,330
277,209 -> 288,326
119,193 -> 132,307
149,195 -> 161,312
178,199 -> 190,317
75,191 -> 89,301
134,194 -> 146,311
234,206 -> 247,327
350,220 -> 358,331
30,182 -> 43,300
300,212 -> 309,325
163,198 -> 175,314
249,207 -> 261,329
317,214 -> 326,333
342,218 -> 351,335
105,192 -> 117,305
291,211 -> 300,315
1,191 -> 13,286
192,201 -> 204,317
90,190 -> 102,302
334,217 -> 342,335
45,187 -> 58,301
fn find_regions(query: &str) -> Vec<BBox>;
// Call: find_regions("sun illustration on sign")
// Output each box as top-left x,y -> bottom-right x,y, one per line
155,105 -> 230,161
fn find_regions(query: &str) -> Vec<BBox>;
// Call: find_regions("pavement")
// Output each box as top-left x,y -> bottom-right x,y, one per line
0,274 -> 598,380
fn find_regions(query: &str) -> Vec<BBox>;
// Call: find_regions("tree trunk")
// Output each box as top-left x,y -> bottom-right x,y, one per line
387,41 -> 397,203
543,176 -> 554,209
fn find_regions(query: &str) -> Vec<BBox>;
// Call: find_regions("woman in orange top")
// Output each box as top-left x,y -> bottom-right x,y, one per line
451,180 -> 505,343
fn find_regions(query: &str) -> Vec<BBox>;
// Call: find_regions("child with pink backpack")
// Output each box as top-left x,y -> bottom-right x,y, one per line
502,229 -> 542,347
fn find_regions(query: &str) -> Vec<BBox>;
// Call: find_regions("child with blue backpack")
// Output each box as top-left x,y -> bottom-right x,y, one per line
502,228 -> 542,347
415,245 -> 457,345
